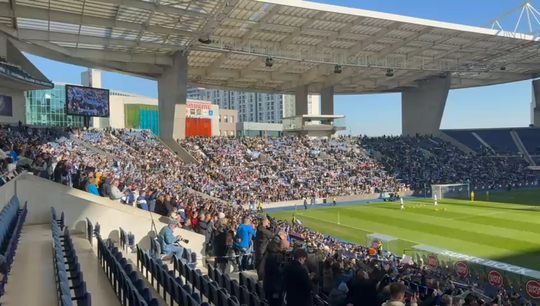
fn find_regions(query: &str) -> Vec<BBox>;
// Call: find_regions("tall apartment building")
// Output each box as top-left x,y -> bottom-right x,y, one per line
187,87 -> 320,123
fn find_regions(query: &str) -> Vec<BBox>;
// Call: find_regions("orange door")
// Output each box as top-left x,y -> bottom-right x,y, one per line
186,118 -> 212,136
195,118 -> 202,136
185,117 -> 195,137
185,118 -> 190,137
202,118 -> 211,136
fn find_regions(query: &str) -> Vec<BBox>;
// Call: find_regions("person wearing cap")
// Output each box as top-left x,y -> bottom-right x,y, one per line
158,219 -> 184,258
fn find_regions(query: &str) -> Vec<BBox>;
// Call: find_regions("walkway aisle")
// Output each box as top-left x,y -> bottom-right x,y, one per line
70,234 -> 121,306
2,224 -> 58,306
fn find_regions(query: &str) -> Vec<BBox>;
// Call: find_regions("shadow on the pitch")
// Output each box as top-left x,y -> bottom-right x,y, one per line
463,187 -> 540,207
443,201 -> 540,213
491,248 -> 540,272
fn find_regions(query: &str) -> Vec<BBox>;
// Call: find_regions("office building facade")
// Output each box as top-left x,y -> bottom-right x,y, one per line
187,87 -> 320,123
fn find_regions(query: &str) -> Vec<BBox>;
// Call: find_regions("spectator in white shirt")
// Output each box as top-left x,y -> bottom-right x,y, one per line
109,179 -> 124,202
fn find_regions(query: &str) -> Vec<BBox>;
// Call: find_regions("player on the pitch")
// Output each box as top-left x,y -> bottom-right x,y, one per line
434,194 -> 438,206
400,197 -> 404,209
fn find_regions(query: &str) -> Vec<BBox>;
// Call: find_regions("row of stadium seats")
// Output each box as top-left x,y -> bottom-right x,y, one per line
95,232 -> 160,305
51,208 -> 92,306
135,246 -> 208,305
206,264 -> 267,306
443,128 -> 540,155
0,196 -> 27,296
207,263 -> 329,306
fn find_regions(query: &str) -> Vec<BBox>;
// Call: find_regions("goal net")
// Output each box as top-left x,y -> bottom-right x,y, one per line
431,183 -> 470,199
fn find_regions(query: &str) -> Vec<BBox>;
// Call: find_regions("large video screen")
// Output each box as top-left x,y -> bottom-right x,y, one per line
0,95 -> 13,117
66,85 -> 109,117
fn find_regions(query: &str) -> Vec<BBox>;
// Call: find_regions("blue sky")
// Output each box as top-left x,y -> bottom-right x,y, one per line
25,0 -> 535,136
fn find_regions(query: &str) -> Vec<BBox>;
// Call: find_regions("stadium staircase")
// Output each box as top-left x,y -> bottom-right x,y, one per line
438,131 -> 476,154
70,136 -> 118,161
471,132 -> 495,154
146,130 -> 198,164
510,130 -> 535,165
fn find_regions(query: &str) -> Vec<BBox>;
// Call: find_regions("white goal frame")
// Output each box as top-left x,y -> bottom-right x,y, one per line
431,183 -> 470,199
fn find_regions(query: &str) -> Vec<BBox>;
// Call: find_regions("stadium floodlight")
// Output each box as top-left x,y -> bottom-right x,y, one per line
431,183 -> 470,200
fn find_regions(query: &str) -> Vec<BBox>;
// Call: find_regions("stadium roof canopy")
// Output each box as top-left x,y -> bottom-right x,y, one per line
1,0 -> 540,94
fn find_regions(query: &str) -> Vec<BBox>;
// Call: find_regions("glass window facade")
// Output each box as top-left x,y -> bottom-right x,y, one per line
125,104 -> 159,135
25,85 -> 85,127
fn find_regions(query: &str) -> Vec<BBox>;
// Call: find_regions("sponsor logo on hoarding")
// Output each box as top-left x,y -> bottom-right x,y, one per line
371,238 -> 380,249
455,262 -> 468,277
428,254 -> 439,269
526,280 -> 540,299
440,250 -> 535,276
488,270 -> 504,287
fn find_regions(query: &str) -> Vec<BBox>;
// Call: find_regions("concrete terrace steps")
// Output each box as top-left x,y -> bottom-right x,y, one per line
1,224 -> 58,306
69,233 -> 121,306
1,224 -> 121,306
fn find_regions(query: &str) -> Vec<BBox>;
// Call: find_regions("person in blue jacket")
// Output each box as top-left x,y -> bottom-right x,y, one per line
158,219 -> 184,258
234,216 -> 256,271
86,178 -> 100,196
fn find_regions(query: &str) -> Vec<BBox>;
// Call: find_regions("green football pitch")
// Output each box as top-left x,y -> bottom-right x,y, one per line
269,188 -> 540,271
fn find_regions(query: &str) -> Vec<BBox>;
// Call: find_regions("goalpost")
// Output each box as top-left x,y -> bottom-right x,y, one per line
431,183 -> 470,199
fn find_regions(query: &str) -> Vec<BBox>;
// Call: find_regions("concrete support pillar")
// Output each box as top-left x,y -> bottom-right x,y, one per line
532,79 -> 540,126
158,51 -> 188,146
320,86 -> 334,115
0,37 -> 7,58
402,76 -> 451,136
295,85 -> 309,115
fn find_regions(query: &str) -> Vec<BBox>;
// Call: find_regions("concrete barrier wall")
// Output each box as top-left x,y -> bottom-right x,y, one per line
251,190 -> 416,210
12,174 -> 205,257
0,173 -> 18,211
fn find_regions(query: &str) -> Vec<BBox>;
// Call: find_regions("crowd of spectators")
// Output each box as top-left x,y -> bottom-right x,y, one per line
1,125 -> 537,306
179,136 -> 405,203
360,136 -> 535,191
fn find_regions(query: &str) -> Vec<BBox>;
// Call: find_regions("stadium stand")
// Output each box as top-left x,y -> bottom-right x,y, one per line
1,124 -> 540,305
442,128 -> 540,157
473,129 -> 519,155
0,56 -> 54,87
441,130 -> 484,152
0,196 -> 27,298
515,128 -> 540,155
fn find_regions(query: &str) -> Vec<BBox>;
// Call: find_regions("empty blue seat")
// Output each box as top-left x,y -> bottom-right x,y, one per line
0,196 -> 27,296
94,231 -> 156,306
51,208 -> 90,305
